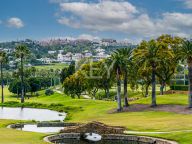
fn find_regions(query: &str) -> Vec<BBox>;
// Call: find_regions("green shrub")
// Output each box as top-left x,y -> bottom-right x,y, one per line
35,92 -> 40,97
170,85 -> 188,91
45,89 -> 54,96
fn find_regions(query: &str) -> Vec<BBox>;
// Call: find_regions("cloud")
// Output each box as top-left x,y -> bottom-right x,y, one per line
183,0 -> 192,9
55,1 -> 192,39
50,0 -> 85,3
77,34 -> 100,40
59,1 -> 138,20
7,17 -> 24,28
58,1 -> 138,30
41,34 -> 99,41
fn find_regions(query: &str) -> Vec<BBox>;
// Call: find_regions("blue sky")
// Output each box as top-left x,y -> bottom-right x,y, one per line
0,0 -> 192,42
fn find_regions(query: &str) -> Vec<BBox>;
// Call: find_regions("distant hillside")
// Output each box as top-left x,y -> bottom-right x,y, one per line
0,39 -> 136,59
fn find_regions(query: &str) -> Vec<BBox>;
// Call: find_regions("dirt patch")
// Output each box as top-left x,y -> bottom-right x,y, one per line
164,90 -> 188,95
109,104 -> 192,114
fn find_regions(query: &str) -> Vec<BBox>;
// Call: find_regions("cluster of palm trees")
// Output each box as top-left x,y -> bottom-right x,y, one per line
109,35 -> 192,111
109,48 -> 133,111
0,45 -> 30,103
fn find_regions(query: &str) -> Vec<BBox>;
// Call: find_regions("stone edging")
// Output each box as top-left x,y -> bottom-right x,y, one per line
44,133 -> 178,144
8,122 -> 79,129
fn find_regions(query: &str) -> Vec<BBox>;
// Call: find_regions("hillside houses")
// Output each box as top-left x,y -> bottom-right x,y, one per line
57,51 -> 109,63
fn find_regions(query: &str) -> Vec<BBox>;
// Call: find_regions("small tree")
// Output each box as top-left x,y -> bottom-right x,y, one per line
63,71 -> 86,99
27,77 -> 41,97
9,79 -> 30,98
60,61 -> 75,83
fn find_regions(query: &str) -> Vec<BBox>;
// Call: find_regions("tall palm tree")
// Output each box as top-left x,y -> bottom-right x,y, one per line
15,45 -> 30,103
0,51 -> 8,103
179,40 -> 192,108
116,48 -> 133,107
109,50 -> 127,111
134,40 -> 173,107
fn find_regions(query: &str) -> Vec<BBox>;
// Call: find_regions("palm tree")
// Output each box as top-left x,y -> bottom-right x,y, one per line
116,48 -> 133,107
0,51 -> 8,103
179,40 -> 192,108
134,40 -> 173,107
109,50 -> 127,111
15,45 -> 30,103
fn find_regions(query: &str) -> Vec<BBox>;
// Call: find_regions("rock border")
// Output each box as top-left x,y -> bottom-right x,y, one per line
8,122 -> 79,129
44,133 -> 178,144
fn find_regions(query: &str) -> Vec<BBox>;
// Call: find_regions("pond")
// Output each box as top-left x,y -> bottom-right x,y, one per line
0,107 -> 66,121
16,124 -> 63,133
54,139 -> 147,144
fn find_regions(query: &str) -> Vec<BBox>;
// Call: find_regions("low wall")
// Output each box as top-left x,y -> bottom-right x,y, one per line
37,122 -> 79,127
8,124 -> 24,129
44,133 -> 178,144
9,122 -> 79,129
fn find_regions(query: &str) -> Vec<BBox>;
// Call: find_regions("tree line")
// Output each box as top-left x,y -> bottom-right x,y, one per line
0,45 -> 61,103
61,35 -> 192,111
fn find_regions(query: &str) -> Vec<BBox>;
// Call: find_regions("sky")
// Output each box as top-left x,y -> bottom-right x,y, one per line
0,0 -> 192,43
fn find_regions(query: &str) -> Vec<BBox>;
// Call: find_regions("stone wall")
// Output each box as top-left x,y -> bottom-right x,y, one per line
37,122 -> 79,127
9,124 -> 24,129
103,134 -> 178,144
44,133 -> 178,144
9,122 -> 79,129
44,133 -> 81,143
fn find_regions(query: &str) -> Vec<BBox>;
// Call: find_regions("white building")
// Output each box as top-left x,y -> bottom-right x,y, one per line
72,53 -> 84,61
58,50 -> 64,54
57,52 -> 72,62
84,52 -> 93,58
93,53 -> 110,61
37,58 -> 52,64
48,51 -> 57,54
96,48 -> 105,53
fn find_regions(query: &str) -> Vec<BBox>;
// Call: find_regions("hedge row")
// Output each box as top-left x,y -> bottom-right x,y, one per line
170,85 -> 188,91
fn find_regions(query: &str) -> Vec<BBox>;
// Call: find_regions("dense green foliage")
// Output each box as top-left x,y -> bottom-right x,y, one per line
8,79 -> 31,96
60,61 -> 75,83
45,89 -> 54,96
170,85 -> 188,91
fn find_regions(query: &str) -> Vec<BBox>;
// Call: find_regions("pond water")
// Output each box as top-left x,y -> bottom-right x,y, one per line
16,124 -> 63,133
0,107 -> 66,121
54,139 -> 147,144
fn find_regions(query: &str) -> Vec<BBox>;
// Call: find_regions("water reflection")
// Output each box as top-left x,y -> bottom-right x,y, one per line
54,139 -> 147,144
17,124 -> 63,133
0,107 -> 66,121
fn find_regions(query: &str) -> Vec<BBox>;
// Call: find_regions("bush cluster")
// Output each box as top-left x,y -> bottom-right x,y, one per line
170,85 -> 188,91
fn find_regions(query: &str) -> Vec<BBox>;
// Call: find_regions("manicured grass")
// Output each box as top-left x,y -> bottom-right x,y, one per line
133,93 -> 188,105
34,63 -> 68,70
0,120 -> 47,144
1,86 -> 192,143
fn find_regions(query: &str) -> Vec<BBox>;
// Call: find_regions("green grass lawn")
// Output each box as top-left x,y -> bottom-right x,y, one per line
34,63 -> 68,70
0,86 -> 192,144
0,120 -> 47,144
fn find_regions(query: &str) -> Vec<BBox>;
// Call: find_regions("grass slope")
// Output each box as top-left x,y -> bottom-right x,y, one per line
34,63 -> 68,70
0,120 -> 46,144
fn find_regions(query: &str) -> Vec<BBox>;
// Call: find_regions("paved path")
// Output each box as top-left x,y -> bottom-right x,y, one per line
81,95 -> 91,99
54,89 -> 63,94
54,89 -> 91,99
125,130 -> 192,134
